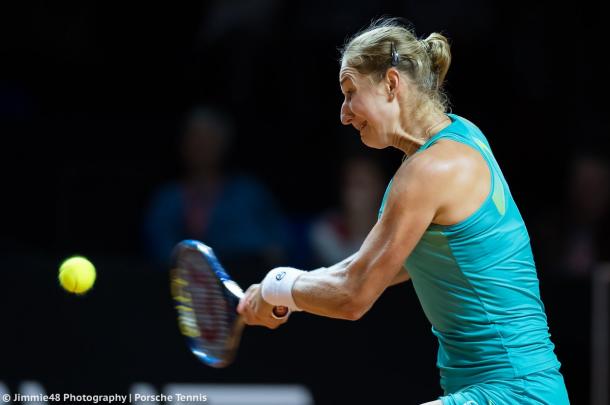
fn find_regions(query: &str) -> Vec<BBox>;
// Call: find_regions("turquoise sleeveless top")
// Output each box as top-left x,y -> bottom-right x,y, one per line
379,114 -> 560,392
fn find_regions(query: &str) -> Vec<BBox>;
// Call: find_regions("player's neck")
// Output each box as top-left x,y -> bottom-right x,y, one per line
392,113 -> 451,156
391,132 -> 425,156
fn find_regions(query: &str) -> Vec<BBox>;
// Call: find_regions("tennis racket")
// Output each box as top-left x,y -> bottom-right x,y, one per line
170,239 -> 288,368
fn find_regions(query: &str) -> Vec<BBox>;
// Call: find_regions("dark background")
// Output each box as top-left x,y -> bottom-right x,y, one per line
1,2 -> 609,404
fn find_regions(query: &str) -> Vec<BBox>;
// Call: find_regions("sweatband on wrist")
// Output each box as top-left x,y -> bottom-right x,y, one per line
261,267 -> 306,312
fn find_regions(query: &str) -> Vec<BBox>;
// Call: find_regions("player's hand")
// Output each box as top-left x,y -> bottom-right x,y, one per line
237,284 -> 288,329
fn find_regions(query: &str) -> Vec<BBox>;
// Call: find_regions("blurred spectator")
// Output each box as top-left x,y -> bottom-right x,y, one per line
143,106 -> 287,272
533,153 -> 610,278
308,156 -> 385,267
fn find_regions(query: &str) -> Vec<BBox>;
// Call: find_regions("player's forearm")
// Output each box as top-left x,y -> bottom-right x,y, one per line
262,246 -> 406,320
291,253 -> 378,320
292,265 -> 362,320
292,261 -> 408,318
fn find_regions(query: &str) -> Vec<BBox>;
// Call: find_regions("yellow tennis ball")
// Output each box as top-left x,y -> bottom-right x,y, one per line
58,256 -> 96,294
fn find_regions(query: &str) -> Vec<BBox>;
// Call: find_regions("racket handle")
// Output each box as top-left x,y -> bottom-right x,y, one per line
272,306 -> 289,319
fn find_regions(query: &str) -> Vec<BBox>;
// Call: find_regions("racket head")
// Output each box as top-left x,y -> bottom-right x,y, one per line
170,239 -> 245,368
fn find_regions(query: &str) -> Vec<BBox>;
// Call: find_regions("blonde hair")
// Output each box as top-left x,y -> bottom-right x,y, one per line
340,18 -> 451,112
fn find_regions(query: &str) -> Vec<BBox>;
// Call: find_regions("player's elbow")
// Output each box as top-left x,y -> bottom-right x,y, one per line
340,304 -> 366,321
337,290 -> 372,321
335,269 -> 380,320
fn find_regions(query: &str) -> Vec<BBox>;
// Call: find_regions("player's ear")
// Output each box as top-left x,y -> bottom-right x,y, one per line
385,68 -> 401,100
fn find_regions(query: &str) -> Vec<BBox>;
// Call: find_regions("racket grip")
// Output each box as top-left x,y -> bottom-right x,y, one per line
272,306 -> 289,319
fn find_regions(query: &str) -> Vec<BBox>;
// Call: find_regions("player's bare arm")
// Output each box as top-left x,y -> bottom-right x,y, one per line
240,145 -> 479,326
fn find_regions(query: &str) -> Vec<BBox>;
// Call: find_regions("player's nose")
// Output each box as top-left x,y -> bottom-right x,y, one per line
340,102 -> 353,125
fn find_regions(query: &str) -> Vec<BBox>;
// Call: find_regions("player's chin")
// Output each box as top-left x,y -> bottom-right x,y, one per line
360,132 -> 384,149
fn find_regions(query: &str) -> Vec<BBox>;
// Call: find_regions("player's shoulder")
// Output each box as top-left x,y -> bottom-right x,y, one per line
395,139 -> 485,193
412,139 -> 483,172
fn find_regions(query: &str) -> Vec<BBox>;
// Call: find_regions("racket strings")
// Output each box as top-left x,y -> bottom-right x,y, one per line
181,254 -> 234,360
171,241 -> 243,367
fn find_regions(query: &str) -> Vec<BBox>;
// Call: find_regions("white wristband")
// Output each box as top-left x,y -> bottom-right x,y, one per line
261,267 -> 305,312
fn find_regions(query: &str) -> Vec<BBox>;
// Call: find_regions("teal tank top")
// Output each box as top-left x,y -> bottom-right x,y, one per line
379,114 -> 560,392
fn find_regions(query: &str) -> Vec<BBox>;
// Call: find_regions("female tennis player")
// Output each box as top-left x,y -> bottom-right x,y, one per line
237,18 -> 570,405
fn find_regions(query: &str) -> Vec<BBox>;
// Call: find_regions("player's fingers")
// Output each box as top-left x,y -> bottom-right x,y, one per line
238,284 -> 258,315
242,310 -> 260,326
250,311 -> 281,329
243,315 -> 270,328
266,312 -> 289,329
274,315 -> 288,327
242,284 -> 285,329
242,315 -> 256,326
257,311 -> 286,329
266,319 -> 283,329
237,298 -> 246,314
241,299 -> 272,327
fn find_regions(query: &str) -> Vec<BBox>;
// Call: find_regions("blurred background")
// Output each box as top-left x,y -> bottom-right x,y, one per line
1,1 -> 609,404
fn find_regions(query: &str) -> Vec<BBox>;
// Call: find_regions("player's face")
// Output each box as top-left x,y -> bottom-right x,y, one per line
339,66 -> 396,149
